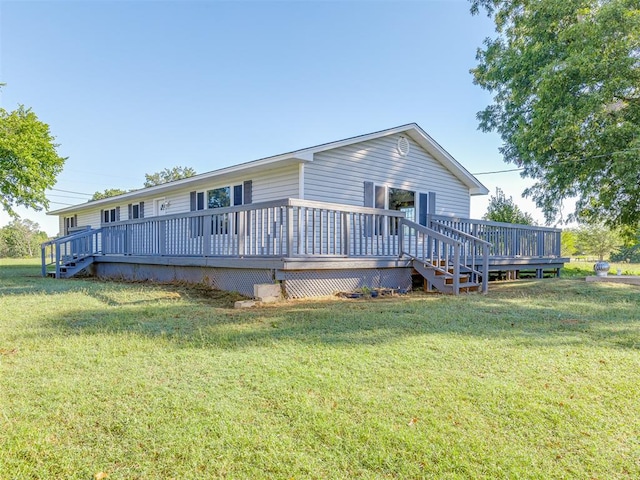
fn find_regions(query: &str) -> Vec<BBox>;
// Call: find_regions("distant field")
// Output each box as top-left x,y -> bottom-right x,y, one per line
1,258 -> 639,479
562,259 -> 640,277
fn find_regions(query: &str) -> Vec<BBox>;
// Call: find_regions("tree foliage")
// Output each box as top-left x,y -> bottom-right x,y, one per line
0,218 -> 49,257
0,105 -> 66,216
143,166 -> 196,188
573,224 -> 623,261
90,188 -> 131,201
561,229 -> 577,257
483,188 -> 536,224
471,0 -> 640,228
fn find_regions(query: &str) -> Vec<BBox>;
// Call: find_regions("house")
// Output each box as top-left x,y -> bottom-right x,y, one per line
43,124 -> 566,297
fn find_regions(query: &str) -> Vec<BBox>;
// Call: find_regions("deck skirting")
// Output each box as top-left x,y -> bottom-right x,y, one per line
92,256 -> 413,298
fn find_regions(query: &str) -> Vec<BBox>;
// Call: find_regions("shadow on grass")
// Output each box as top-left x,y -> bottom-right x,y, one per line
3,263 -> 639,351
34,279 -> 640,352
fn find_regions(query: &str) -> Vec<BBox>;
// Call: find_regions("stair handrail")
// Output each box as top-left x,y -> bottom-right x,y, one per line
428,219 -> 490,293
400,219 -> 490,294
41,228 -> 102,278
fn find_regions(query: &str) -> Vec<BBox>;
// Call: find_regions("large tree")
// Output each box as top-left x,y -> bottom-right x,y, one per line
471,0 -> 640,228
483,187 -> 536,224
90,188 -> 131,201
0,218 -> 49,257
0,104 -> 66,216
143,166 -> 196,187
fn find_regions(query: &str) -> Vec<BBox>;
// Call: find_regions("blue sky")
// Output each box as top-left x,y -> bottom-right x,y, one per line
1,0 -> 547,235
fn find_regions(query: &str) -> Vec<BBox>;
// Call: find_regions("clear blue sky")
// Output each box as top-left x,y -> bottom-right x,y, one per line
1,0 -> 548,235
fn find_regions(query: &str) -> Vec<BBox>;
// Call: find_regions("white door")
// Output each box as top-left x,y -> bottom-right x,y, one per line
155,198 -> 169,216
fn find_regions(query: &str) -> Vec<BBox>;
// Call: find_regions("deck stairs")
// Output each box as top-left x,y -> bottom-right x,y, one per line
41,228 -> 101,279
51,254 -> 95,279
411,259 -> 480,294
399,219 -> 490,295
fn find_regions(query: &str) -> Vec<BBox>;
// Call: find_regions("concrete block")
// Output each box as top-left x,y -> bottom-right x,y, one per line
234,300 -> 257,309
254,283 -> 282,301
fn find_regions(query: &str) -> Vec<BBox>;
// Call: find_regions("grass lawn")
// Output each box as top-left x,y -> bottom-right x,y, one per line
1,259 -> 639,479
562,260 -> 640,278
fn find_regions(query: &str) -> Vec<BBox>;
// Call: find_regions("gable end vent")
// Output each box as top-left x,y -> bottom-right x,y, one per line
397,136 -> 410,156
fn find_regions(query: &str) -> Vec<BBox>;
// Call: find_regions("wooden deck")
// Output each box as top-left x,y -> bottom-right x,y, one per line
42,198 -> 567,296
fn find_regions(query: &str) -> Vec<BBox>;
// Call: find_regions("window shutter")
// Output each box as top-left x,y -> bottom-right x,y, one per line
233,185 -> 243,206
100,209 -> 104,225
139,201 -> 144,218
190,191 -> 197,211
419,193 -> 428,226
73,214 -> 77,227
243,180 -> 252,204
428,192 -> 436,215
363,182 -> 374,207
128,204 -> 133,220
116,207 -> 120,222
375,186 -> 386,209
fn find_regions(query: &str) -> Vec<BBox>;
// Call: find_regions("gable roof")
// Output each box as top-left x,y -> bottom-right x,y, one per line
48,123 -> 488,215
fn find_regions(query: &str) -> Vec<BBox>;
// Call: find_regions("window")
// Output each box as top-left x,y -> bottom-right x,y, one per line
208,187 -> 231,209
102,207 -> 119,224
128,202 -> 144,220
64,215 -> 76,235
388,188 -> 415,222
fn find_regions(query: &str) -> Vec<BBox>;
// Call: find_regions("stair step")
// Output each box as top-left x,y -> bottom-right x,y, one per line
444,275 -> 470,285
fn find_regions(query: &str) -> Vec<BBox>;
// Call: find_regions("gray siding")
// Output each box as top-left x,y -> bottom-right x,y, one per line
56,164 -> 301,234
304,134 -> 471,217
252,164 -> 299,202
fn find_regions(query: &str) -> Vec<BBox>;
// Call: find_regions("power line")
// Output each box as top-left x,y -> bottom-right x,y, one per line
473,167 -> 524,176
48,201 -> 75,206
49,188 -> 93,196
47,193 -> 92,200
472,147 -> 640,176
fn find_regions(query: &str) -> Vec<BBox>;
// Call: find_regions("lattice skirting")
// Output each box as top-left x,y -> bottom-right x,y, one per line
280,268 -> 412,299
94,263 -> 274,297
93,263 -> 412,299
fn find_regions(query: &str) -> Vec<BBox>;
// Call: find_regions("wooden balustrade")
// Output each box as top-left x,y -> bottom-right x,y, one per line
429,215 -> 562,258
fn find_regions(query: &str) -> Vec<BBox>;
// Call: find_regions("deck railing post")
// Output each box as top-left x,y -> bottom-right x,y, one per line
482,243 -> 489,294
453,243 -> 460,295
55,242 -> 61,279
41,244 -> 47,277
342,212 -> 350,256
398,219 -> 405,256
159,221 -> 166,256
238,211 -> 246,256
286,206 -> 293,257
203,213 -> 212,256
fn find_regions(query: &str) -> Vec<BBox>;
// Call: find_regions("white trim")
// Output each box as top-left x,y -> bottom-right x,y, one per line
49,123 -> 488,215
298,163 -> 305,200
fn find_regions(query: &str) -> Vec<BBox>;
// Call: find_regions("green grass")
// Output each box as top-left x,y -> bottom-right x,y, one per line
1,259 -> 639,479
562,260 -> 640,278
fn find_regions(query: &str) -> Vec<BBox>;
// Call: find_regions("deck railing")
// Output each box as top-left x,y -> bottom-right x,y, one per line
400,219 -> 491,293
429,215 -> 562,258
41,228 -> 102,278
98,198 -> 406,258
43,200 -> 564,281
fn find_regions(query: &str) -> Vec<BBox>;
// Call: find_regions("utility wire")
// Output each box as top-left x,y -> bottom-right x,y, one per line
49,188 -> 93,196
472,147 -> 640,176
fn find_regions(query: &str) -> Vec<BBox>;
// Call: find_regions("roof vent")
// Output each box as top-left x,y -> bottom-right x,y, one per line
397,136 -> 410,156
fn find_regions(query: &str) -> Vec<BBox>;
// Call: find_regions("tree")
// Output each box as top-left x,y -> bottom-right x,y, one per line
90,188 -> 131,201
143,166 -> 196,187
561,229 -> 577,257
471,0 -> 640,229
483,187 -> 535,224
0,218 -> 49,257
0,104 -> 66,216
574,224 -> 623,261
